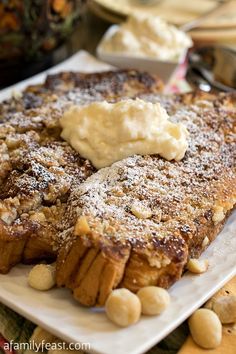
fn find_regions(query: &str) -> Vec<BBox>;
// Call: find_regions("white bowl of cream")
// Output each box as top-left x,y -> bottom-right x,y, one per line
97,15 -> 192,83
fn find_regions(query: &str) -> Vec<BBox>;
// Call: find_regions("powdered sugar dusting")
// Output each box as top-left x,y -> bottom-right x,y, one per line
58,93 -> 236,258
0,72 -> 235,263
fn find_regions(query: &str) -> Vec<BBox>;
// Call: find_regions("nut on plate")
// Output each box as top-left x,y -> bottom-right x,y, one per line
28,264 -> 56,291
187,258 -> 209,274
137,286 -> 170,315
188,308 -> 222,349
105,288 -> 141,327
211,295 -> 236,324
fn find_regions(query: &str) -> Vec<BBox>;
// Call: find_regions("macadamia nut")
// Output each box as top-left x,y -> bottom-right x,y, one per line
212,295 -> 236,324
187,258 -> 209,274
137,286 -> 170,315
30,326 -> 57,348
105,288 -> 141,327
74,216 -> 90,235
28,264 -> 56,291
202,236 -> 209,248
188,309 -> 222,349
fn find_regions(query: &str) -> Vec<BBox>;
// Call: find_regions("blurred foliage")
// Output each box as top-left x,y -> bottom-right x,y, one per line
0,0 -> 85,60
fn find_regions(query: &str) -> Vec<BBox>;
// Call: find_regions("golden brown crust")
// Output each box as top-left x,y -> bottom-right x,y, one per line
0,69 -> 162,274
56,91 -> 236,306
0,70 -> 163,120
0,219 -> 37,273
0,140 -> 94,273
1,70 -> 235,307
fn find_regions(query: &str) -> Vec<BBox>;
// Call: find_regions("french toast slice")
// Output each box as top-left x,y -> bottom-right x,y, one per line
0,70 -> 163,273
56,91 -> 236,306
0,70 -> 163,119
0,139 -> 94,273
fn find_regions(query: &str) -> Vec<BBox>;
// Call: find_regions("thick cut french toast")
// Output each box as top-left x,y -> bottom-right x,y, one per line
56,92 -> 236,306
0,70 -> 163,273
0,70 -> 235,307
0,140 -> 95,273
0,70 -> 163,119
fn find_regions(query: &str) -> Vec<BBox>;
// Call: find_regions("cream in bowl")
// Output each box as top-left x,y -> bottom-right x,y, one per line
97,14 -> 192,82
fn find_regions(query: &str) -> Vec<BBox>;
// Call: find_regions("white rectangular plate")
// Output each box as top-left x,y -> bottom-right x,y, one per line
0,51 -> 236,354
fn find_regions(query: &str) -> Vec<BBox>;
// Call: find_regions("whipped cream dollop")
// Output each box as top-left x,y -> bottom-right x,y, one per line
101,14 -> 192,61
60,98 -> 189,169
